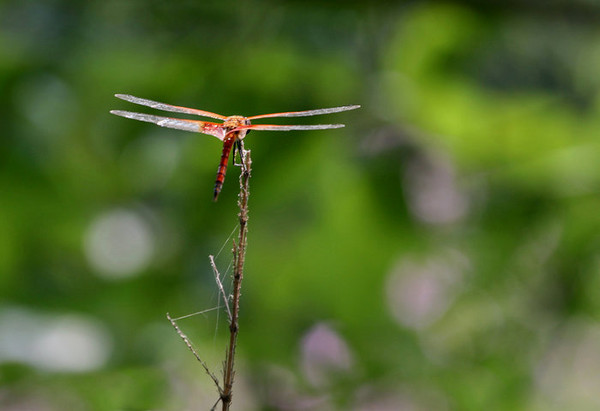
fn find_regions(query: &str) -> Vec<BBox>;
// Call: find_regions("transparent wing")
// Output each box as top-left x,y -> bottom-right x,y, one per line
237,123 -> 345,131
114,94 -> 227,120
110,110 -> 226,140
247,105 -> 360,120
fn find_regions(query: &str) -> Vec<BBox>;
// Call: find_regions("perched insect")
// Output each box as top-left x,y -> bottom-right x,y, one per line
111,94 -> 360,200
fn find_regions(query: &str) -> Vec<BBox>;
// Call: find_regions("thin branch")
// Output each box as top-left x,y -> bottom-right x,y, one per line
170,307 -> 221,321
210,254 -> 232,322
166,312 -> 223,393
220,143 -> 251,410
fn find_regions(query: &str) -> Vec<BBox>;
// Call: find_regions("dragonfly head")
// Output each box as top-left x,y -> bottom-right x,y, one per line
223,116 -> 251,140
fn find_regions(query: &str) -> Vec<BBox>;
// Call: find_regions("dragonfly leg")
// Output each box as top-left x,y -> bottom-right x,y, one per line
231,140 -> 238,166
234,140 -> 249,172
233,140 -> 243,167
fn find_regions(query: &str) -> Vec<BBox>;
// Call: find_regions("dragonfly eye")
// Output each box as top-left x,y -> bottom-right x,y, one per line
239,118 -> 251,136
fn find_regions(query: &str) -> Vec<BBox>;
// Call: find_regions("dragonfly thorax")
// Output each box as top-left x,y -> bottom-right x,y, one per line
222,116 -> 251,140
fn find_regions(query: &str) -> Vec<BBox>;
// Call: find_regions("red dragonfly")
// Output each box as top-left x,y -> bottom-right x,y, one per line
111,94 -> 360,200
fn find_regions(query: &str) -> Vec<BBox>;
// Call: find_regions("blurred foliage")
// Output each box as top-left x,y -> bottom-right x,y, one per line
2,0 -> 600,410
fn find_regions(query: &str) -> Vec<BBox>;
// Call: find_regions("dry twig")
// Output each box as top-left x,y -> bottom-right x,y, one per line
166,312 -> 223,392
220,144 -> 251,410
210,254 -> 232,322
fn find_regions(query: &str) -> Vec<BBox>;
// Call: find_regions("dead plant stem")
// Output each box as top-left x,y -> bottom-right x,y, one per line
221,145 -> 251,410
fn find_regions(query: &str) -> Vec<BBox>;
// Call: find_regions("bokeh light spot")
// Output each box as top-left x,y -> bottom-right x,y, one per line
404,154 -> 469,225
0,307 -> 112,372
386,252 -> 467,330
300,323 -> 354,387
84,208 -> 155,279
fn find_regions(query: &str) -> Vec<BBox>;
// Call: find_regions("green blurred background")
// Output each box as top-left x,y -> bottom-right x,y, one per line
2,0 -> 600,410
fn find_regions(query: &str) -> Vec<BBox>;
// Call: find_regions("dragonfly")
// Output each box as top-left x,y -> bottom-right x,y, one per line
111,94 -> 360,200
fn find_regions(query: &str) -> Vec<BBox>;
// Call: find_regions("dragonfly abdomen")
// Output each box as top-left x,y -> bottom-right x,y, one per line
213,137 -> 236,201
